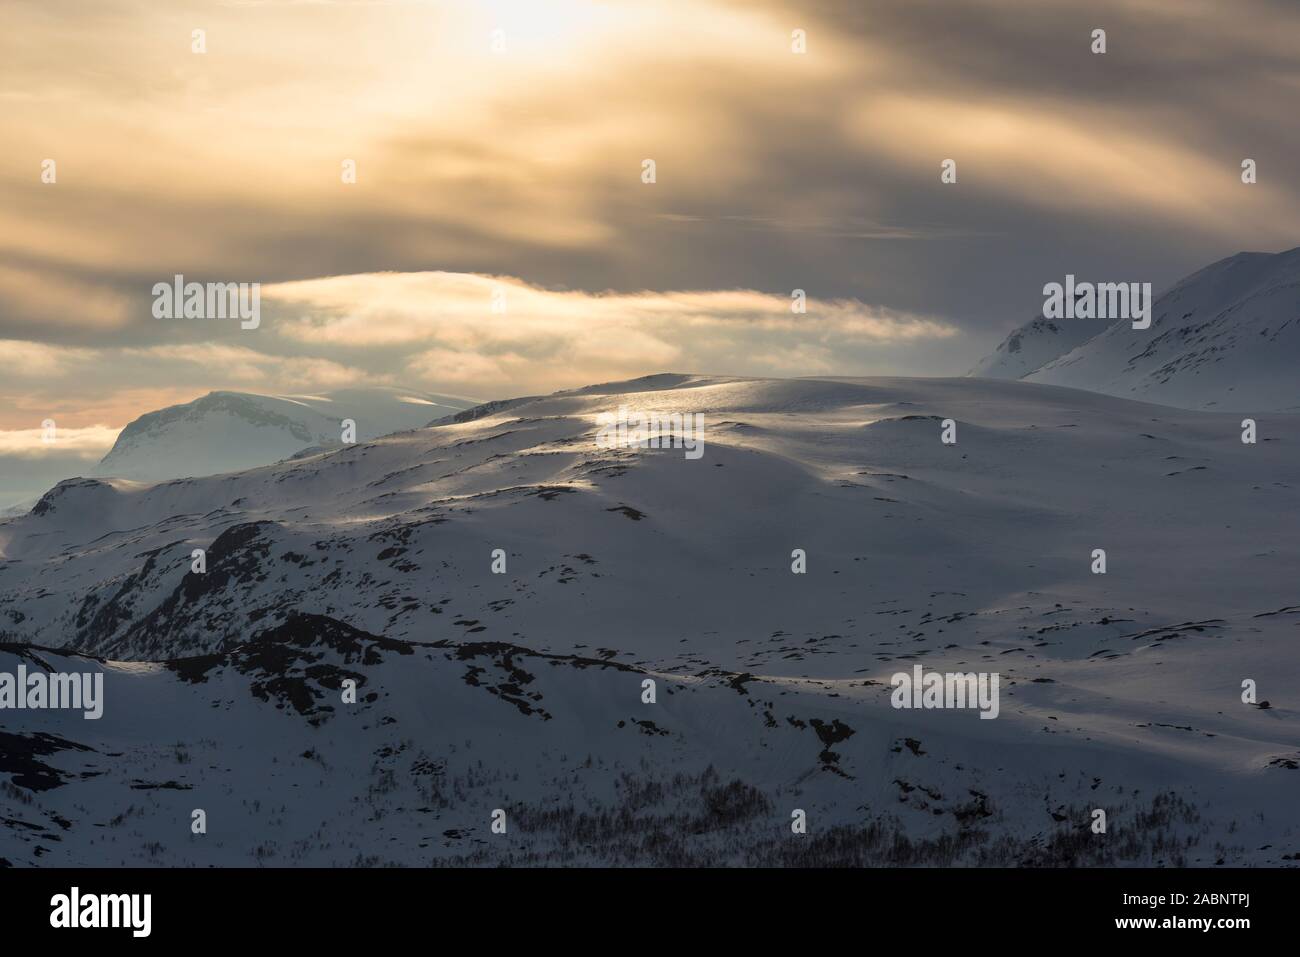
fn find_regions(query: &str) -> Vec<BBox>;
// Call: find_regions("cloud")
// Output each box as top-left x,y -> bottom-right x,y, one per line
0,424 -> 120,458
0,0 -> 1296,399
125,344 -> 368,389
0,264 -> 133,331
265,271 -> 959,392
0,340 -> 370,432
0,0 -> 848,337
846,93 -> 1298,244
0,269 -> 960,428
270,272 -> 952,341
0,339 -> 96,376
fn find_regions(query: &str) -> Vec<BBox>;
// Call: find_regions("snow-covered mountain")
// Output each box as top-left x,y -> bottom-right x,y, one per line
94,387 -> 477,483
1027,248 -> 1300,411
2,374 -> 1297,866
972,247 -> 1300,413
968,315 -> 1113,379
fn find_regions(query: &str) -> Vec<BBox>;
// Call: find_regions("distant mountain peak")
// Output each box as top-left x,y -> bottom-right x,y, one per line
969,314 -> 1113,380
94,387 -> 478,484
970,246 -> 1300,412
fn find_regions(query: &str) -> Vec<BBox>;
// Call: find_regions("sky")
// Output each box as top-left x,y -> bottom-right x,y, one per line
1,0 -> 1298,499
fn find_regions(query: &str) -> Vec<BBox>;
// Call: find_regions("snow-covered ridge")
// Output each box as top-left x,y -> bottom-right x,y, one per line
94,387 -> 478,484
969,314 -> 1113,380
2,373 -> 1298,864
971,247 -> 1300,412
1027,248 -> 1300,411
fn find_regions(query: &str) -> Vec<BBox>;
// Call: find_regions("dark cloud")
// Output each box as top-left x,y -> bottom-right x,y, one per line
1,0 -> 1296,376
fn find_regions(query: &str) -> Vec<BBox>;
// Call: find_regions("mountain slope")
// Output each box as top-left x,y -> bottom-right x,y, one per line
2,374 -> 1298,865
4,603 -> 1295,867
1027,248 -> 1300,411
4,373 -> 1297,660
969,314 -> 1113,379
969,248 -> 1300,411
94,387 -> 477,483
